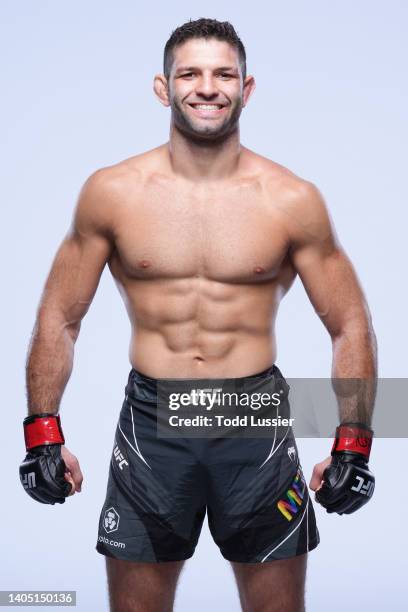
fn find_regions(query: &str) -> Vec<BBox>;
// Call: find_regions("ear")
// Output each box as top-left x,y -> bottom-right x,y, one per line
153,74 -> 170,107
242,75 -> 256,108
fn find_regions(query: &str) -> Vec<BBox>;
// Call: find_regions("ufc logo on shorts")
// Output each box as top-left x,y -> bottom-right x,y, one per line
351,475 -> 374,497
21,472 -> 36,489
113,445 -> 129,470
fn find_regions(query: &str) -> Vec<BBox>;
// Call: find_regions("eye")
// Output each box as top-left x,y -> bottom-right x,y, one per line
218,73 -> 233,79
181,72 -> 195,78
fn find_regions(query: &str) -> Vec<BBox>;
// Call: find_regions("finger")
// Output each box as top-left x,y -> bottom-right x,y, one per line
309,470 -> 324,491
64,472 -> 76,496
71,460 -> 83,489
66,471 -> 82,493
66,459 -> 83,492
310,456 -> 332,490
314,480 -> 324,492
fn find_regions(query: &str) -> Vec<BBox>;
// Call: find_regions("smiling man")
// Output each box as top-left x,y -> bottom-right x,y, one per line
20,18 -> 377,612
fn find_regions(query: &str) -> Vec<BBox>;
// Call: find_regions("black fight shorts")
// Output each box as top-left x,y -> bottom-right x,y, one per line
96,365 -> 319,563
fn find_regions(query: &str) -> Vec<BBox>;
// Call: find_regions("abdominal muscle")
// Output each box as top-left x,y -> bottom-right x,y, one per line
118,275 -> 281,379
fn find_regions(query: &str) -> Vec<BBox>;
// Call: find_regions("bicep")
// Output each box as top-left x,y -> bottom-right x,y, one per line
292,243 -> 368,336
289,184 -> 368,337
40,231 -> 111,324
38,172 -> 114,325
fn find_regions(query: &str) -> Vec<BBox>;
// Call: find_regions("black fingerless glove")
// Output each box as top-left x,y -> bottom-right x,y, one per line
315,422 -> 375,515
19,414 -> 72,504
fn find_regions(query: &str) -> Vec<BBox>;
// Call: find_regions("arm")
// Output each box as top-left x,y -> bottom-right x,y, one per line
26,171 -> 114,414
288,181 -> 377,424
21,171 -> 115,501
287,181 -> 377,510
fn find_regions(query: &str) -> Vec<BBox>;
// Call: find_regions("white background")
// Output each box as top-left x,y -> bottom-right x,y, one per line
1,1 -> 407,610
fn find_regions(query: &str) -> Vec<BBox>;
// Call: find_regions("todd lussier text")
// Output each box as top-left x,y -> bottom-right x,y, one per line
168,415 -> 295,428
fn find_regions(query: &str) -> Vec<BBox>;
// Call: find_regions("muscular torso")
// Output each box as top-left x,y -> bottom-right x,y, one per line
105,145 -> 299,378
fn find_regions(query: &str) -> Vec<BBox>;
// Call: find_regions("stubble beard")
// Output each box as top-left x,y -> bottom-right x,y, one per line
171,96 -> 243,145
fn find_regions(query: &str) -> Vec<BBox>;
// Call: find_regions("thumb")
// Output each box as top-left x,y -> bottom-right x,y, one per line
64,471 -> 76,496
66,459 -> 83,493
61,447 -> 84,493
309,456 -> 332,491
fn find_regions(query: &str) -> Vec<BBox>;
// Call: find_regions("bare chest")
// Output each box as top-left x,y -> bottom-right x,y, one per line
110,183 -> 291,283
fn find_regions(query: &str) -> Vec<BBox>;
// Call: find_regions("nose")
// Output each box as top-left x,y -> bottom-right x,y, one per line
194,74 -> 219,98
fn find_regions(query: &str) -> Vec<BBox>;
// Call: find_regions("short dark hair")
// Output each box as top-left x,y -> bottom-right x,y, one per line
163,18 -> 247,80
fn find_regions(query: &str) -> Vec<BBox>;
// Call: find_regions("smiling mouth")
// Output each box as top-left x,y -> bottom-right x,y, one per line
188,103 -> 226,112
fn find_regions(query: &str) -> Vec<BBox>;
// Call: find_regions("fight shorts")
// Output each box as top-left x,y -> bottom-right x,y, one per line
96,365 -> 319,563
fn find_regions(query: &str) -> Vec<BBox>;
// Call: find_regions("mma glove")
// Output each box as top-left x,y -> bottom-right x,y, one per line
315,422 -> 375,515
19,413 -> 72,504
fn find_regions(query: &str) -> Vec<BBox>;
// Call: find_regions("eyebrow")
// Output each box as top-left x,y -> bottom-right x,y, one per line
175,66 -> 238,74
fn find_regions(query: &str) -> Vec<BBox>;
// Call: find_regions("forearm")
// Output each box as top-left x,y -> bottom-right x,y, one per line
331,318 -> 378,426
26,311 -> 80,415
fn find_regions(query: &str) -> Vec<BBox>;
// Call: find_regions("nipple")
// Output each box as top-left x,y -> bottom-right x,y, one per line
139,260 -> 151,269
253,266 -> 265,275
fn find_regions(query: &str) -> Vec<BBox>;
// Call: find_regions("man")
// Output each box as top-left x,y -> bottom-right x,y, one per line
20,18 -> 377,612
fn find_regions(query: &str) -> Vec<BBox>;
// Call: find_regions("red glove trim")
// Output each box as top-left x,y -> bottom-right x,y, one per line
24,414 -> 65,450
331,423 -> 373,459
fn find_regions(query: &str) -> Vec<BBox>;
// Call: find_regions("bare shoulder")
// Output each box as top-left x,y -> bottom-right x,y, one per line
245,150 -> 334,243
73,147 -> 162,235
80,148 -> 158,201
72,165 -> 125,237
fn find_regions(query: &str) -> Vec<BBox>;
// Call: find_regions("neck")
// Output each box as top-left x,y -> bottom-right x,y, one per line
167,121 -> 242,183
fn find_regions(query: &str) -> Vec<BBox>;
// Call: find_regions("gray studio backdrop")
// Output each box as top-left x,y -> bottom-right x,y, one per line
1,1 -> 407,611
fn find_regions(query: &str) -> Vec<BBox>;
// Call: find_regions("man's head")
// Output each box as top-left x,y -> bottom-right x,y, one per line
163,18 -> 247,82
154,18 -> 255,142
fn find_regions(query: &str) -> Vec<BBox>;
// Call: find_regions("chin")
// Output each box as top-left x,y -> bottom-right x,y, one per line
192,125 -> 223,136
189,119 -> 233,137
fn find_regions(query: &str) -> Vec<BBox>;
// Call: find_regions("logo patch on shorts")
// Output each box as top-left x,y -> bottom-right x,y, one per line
104,507 -> 120,534
277,468 -> 306,521
113,444 -> 129,470
287,446 -> 296,462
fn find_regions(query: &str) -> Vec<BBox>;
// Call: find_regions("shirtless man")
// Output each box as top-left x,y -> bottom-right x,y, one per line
20,18 -> 377,612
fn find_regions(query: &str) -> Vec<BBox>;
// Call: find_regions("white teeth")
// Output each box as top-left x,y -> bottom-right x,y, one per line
192,104 -> 222,110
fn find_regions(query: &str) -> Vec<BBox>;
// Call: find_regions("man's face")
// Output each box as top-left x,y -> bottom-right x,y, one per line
167,38 -> 247,141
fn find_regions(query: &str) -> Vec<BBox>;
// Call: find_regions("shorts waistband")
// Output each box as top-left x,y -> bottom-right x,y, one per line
126,364 -> 285,396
